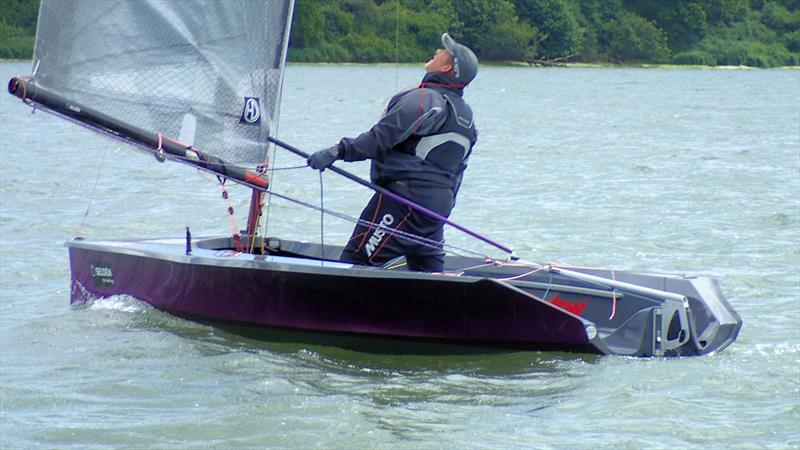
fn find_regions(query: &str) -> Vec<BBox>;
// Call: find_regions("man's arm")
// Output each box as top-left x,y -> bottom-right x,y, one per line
338,88 -> 448,162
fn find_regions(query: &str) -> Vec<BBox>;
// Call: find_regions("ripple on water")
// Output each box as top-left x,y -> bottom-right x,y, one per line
1,63 -> 799,449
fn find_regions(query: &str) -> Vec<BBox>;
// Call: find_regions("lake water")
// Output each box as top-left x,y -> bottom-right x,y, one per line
1,60 -> 798,449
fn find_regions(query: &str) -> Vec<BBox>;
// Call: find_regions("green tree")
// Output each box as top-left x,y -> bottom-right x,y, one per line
704,0 -> 750,25
0,0 -> 38,58
624,0 -> 709,51
607,11 -> 672,62
568,0 -> 623,60
291,0 -> 325,48
513,0 -> 583,57
760,0 -> 799,31
375,0 -> 453,62
0,0 -> 39,33
452,0 -> 541,60
4,0 -> 798,67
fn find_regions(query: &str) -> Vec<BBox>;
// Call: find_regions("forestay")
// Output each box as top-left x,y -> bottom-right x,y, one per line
32,0 -> 294,164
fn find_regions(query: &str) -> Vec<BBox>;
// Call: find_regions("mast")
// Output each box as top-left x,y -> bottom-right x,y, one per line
246,189 -> 265,243
245,0 -> 295,249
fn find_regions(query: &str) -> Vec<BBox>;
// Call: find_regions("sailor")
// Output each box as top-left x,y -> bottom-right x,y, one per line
308,33 -> 478,272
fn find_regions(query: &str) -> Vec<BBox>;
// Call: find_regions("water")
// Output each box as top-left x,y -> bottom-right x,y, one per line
1,60 -> 798,449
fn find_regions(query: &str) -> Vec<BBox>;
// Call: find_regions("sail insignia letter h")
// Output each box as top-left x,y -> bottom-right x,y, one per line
240,97 -> 262,125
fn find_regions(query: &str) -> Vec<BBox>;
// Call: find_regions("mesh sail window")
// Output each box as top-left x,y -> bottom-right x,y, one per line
32,0 -> 293,165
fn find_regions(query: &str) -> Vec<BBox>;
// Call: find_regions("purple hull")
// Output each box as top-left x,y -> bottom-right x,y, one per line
68,239 -> 594,350
66,237 -> 741,356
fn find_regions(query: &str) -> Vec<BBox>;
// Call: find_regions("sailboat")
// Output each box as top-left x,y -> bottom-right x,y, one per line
7,0 -> 741,357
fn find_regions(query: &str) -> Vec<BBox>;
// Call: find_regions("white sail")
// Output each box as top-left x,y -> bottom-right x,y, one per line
32,0 -> 294,165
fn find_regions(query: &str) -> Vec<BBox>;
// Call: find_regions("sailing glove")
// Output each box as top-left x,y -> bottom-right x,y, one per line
308,145 -> 341,171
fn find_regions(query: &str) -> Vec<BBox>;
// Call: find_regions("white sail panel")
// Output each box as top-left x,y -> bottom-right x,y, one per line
32,0 -> 293,164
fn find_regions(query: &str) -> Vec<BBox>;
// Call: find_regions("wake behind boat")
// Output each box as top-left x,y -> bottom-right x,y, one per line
8,0 -> 741,357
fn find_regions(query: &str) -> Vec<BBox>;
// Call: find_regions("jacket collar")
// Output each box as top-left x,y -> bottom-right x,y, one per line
420,72 -> 465,96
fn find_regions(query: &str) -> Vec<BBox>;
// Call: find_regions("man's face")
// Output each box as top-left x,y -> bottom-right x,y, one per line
425,48 -> 453,74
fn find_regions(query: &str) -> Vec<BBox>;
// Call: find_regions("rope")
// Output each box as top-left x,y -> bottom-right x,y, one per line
219,179 -> 244,253
248,163 -> 268,255
246,140 -> 271,256
263,142 -> 280,239
319,171 -> 325,263
395,0 -> 400,91
609,269 -> 618,320
154,133 -> 166,161
264,164 -> 308,171
16,76 -> 33,105
74,147 -> 108,237
498,264 -> 546,281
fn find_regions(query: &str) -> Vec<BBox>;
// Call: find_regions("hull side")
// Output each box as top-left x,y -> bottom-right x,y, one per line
68,242 -> 596,352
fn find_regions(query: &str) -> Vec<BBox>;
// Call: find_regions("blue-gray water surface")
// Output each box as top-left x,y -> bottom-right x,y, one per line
1,60 -> 798,449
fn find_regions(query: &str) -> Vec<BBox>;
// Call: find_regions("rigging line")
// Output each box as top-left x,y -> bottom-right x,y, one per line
251,140 -> 270,255
263,140 -> 280,240
262,187 -> 491,260
266,164 -> 309,171
542,273 -> 554,302
319,171 -> 325,264
265,188 -> 473,257
218,179 -> 244,253
74,146 -> 109,237
395,0 -> 400,91
498,265 -> 546,281
195,170 -> 248,252
248,176 -> 265,255
162,151 -> 485,259
155,148 -> 306,174
609,269 -> 618,320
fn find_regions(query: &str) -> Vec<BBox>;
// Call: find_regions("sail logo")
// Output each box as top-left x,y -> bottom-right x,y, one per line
240,97 -> 261,125
365,214 -> 395,257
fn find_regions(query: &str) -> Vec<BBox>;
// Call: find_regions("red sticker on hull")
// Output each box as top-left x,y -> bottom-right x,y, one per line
549,295 -> 587,316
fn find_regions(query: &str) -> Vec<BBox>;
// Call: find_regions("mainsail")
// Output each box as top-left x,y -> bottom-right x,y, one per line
28,0 -> 294,165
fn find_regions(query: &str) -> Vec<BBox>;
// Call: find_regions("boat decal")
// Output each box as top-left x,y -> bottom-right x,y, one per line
549,295 -> 587,316
90,263 -> 115,287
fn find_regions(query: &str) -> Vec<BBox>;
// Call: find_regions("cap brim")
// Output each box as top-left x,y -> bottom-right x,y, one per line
442,33 -> 456,54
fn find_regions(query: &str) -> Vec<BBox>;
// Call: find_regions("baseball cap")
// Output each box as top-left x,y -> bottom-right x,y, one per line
442,33 -> 479,84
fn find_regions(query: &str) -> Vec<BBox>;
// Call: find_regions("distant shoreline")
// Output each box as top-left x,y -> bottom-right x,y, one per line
3,58 -> 798,70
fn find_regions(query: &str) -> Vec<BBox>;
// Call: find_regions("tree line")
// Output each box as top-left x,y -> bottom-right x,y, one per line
2,0 -> 798,67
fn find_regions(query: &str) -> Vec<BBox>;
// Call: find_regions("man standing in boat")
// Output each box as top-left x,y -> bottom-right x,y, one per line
308,33 -> 478,272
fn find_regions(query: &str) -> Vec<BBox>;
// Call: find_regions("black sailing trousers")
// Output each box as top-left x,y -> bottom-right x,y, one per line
339,182 -> 452,272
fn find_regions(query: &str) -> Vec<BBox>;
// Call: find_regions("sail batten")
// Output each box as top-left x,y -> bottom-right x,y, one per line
32,0 -> 293,165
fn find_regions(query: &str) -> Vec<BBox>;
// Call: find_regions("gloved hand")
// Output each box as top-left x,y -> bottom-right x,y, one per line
307,145 -> 340,171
